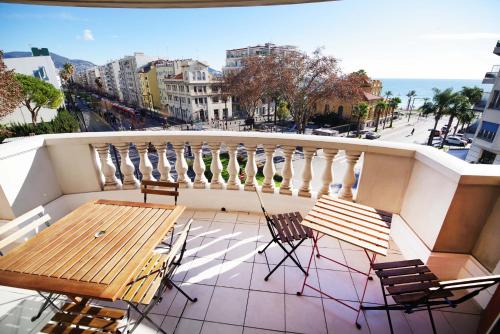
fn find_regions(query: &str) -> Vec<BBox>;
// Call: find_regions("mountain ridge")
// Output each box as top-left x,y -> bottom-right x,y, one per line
3,51 -> 96,72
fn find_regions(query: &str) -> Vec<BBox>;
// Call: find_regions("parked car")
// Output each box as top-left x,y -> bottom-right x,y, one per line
429,129 -> 441,137
364,131 -> 381,140
444,136 -> 467,146
454,133 -> 472,143
441,125 -> 449,133
313,128 -> 339,136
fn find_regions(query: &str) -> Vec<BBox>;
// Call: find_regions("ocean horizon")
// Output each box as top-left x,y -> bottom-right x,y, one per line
376,78 -> 486,109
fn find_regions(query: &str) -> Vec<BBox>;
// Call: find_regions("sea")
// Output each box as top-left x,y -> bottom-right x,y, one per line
377,78 -> 486,109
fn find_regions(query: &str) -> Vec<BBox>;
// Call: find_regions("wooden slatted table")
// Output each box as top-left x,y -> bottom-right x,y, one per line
298,195 -> 392,329
0,199 -> 185,302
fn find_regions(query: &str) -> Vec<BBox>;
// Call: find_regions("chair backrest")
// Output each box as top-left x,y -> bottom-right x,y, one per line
254,188 -> 271,219
166,219 -> 193,269
431,275 -> 500,292
141,180 -> 179,205
0,206 -> 51,256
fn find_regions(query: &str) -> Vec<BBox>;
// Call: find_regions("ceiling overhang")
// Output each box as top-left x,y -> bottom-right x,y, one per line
0,0 -> 335,8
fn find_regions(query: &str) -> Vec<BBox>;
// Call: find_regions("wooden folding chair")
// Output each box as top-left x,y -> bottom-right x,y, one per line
362,259 -> 500,334
254,189 -> 314,281
141,179 -> 180,248
121,218 -> 197,334
0,206 -> 58,322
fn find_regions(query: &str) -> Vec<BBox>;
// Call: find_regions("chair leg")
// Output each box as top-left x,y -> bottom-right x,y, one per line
31,292 -> 60,322
127,302 -> 168,334
258,239 -> 274,254
427,304 -> 437,334
169,279 -> 198,302
264,239 -> 307,281
381,282 -> 394,334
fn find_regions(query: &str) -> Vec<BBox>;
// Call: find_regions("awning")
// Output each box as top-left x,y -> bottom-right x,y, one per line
0,0 -> 334,8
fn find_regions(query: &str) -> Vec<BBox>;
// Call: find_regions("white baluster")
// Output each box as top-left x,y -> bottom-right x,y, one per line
173,143 -> 192,188
192,143 -> 208,189
208,142 -> 225,189
339,150 -> 362,201
136,143 -> 155,181
319,148 -> 339,197
244,144 -> 257,191
115,143 -> 139,189
226,143 -> 241,190
298,147 -> 316,197
93,144 -> 122,190
262,144 -> 276,193
152,142 -> 174,182
279,146 -> 295,195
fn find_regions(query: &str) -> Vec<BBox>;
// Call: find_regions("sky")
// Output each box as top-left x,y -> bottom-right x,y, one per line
1,0 -> 499,79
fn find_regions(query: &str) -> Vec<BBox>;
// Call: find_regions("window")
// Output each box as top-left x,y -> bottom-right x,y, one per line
477,121 -> 499,142
203,86 -> 207,93
488,90 -> 500,110
202,72 -> 206,80
197,71 -> 201,80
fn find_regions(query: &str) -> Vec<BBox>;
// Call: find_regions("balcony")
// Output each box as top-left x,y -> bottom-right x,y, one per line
482,65 -> 500,84
494,40 -> 500,56
0,131 -> 499,333
473,92 -> 490,112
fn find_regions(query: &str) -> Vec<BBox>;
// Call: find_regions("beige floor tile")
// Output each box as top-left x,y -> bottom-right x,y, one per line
284,266 -> 320,297
184,257 -> 223,285
224,239 -> 259,263
250,263 -> 284,293
193,210 -> 216,220
207,221 -> 236,239
323,299 -> 369,334
167,283 -> 214,320
315,247 -> 347,271
201,322 -> 244,334
441,311 -> 481,334
205,287 -> 248,325
406,310 -> 455,334
163,316 -> 203,334
217,260 -> 253,289
362,306 -> 411,334
245,291 -> 285,331
196,237 -> 231,259
285,294 -> 327,334
214,212 -> 239,223
232,223 -> 260,241
316,269 -> 358,301
237,213 -> 262,224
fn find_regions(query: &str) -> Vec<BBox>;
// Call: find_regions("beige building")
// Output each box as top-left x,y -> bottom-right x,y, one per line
138,61 -> 164,111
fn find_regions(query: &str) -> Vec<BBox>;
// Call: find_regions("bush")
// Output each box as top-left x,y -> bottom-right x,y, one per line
1,108 -> 79,143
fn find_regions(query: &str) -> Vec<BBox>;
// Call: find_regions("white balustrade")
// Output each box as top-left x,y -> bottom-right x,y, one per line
208,142 -> 225,189
298,147 -> 316,197
173,143 -> 192,188
192,143 -> 208,189
136,143 -> 155,182
114,143 -> 139,189
279,146 -> 295,195
152,142 -> 174,182
244,144 -> 257,191
93,144 -> 122,190
319,148 -> 339,197
262,144 -> 276,193
339,150 -> 362,201
226,143 -> 241,190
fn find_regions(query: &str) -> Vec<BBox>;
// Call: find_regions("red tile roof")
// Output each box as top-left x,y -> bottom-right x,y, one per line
363,92 -> 383,101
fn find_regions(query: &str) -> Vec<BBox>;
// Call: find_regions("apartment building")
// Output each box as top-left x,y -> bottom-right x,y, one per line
157,59 -> 193,109
118,52 -> 159,108
138,60 -> 164,111
102,60 -> 123,101
161,60 -> 232,122
223,42 -> 297,73
466,41 -> 500,164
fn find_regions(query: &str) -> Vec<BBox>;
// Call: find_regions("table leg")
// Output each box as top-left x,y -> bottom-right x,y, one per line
355,251 -> 377,329
297,231 -> 319,296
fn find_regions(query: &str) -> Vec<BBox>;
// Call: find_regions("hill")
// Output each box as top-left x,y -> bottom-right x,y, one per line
3,51 -> 95,72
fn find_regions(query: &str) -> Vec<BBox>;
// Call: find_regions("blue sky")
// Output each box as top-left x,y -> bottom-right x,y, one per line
1,0 -> 499,79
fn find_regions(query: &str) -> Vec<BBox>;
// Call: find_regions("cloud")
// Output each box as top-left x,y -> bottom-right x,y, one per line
419,32 -> 500,40
82,29 -> 95,41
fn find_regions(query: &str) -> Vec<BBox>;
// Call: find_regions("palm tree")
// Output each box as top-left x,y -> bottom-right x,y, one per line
384,91 -> 393,100
440,94 -> 470,148
421,88 -> 455,145
352,102 -> 369,137
460,86 -> 483,105
388,97 -> 401,127
59,63 -> 75,84
455,109 -> 475,133
406,90 -> 417,111
374,100 -> 387,132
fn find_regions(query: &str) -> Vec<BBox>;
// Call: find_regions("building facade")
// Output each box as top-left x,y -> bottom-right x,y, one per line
466,41 -> 500,164
160,60 -> 232,122
118,53 -> 159,108
102,60 -> 123,101
138,60 -> 164,111
223,43 -> 297,73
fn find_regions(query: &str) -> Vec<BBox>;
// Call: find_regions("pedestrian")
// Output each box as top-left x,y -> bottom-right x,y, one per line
410,128 -> 415,136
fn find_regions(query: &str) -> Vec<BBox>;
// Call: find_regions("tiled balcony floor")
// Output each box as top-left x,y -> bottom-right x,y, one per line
0,210 -> 483,334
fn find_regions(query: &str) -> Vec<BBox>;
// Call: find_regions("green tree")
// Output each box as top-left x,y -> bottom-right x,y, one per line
275,100 -> 290,122
440,94 -> 470,148
0,50 -> 23,119
388,96 -> 401,127
15,74 -> 64,124
420,88 -> 455,145
374,100 -> 387,132
384,91 -> 393,99
59,63 -> 74,84
460,86 -> 483,105
352,102 -> 369,137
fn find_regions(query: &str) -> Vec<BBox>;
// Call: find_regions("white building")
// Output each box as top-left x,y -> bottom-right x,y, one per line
102,60 -> 123,101
156,59 -> 193,108
466,41 -> 500,164
223,42 -> 297,73
1,54 -> 62,125
118,52 -> 159,108
160,60 -> 232,122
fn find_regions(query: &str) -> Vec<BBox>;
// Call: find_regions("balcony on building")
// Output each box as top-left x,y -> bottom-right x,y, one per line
473,92 -> 491,112
0,130 -> 499,334
482,65 -> 500,84
494,40 -> 500,56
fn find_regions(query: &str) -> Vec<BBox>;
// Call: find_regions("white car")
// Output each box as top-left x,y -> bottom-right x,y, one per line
444,136 -> 467,146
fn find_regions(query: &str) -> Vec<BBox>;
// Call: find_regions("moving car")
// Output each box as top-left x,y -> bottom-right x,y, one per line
364,131 -> 381,140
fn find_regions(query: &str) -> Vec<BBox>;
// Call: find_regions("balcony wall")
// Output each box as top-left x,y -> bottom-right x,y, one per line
0,131 -> 499,285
